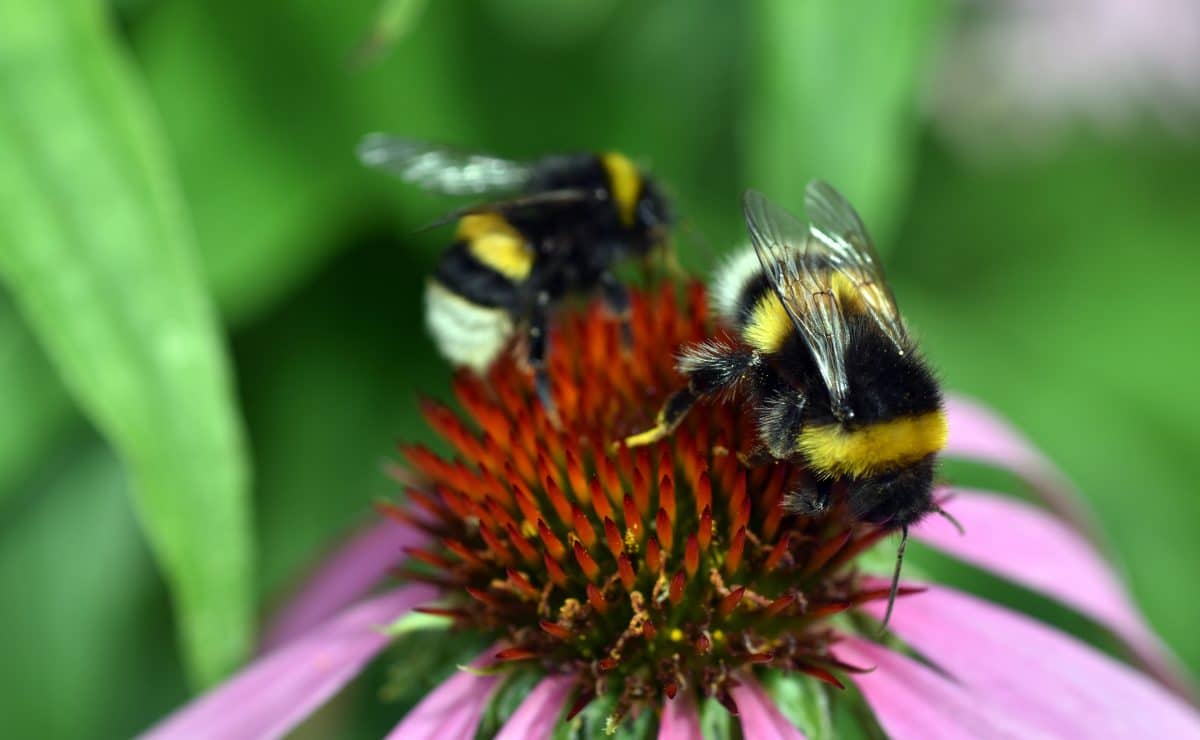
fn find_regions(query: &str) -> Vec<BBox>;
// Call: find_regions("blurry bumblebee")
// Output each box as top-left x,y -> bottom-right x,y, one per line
358,135 -> 674,415
625,181 -> 948,626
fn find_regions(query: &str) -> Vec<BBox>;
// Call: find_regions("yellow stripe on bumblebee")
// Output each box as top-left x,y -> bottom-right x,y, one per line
601,152 -> 641,228
456,213 -> 534,281
744,292 -> 792,354
798,410 -> 948,480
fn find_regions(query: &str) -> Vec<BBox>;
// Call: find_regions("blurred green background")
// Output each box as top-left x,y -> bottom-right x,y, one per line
1,0 -> 1197,737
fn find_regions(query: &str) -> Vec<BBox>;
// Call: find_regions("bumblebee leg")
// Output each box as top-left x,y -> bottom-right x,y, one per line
756,384 -> 808,459
736,446 -> 776,468
527,291 -> 560,426
782,482 -> 831,516
623,386 -> 699,446
598,271 -> 633,349
623,345 -> 760,447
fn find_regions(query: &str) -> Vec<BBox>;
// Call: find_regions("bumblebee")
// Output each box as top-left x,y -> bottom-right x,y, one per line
358,135 -> 673,413
626,181 -> 947,624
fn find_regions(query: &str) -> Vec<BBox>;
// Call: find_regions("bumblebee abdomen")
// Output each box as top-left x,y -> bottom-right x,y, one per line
424,280 -> 515,373
425,216 -> 532,373
711,247 -> 793,354
711,247 -> 762,325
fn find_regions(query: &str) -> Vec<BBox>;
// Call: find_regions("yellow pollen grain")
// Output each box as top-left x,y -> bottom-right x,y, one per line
670,628 -> 684,642
798,410 -> 949,479
712,629 -> 725,642
520,519 -> 537,538
624,530 -> 640,553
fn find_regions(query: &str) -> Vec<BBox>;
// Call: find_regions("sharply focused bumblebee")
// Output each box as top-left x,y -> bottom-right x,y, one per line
626,181 -> 948,624
358,135 -> 673,413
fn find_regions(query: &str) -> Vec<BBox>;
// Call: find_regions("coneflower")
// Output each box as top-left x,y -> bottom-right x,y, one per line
144,284 -> 1198,739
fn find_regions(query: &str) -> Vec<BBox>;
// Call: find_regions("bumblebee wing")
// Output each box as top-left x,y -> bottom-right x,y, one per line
743,189 -> 852,408
356,134 -> 534,196
804,180 -> 908,350
415,189 -> 600,232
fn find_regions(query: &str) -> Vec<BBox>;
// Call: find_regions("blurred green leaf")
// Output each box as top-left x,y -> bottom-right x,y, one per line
743,0 -> 948,242
0,441 -> 186,740
132,0 -> 482,324
763,672 -> 834,739
476,670 -> 543,740
377,624 -> 487,710
895,135 -> 1200,675
356,0 -> 431,62
0,296 -> 73,502
0,0 -> 252,685
549,690 -> 655,740
697,695 -> 735,740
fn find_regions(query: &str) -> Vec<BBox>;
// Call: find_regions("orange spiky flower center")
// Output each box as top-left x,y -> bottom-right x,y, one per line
383,284 -> 897,719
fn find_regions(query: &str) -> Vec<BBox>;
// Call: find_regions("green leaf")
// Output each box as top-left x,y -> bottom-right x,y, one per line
743,0 -> 949,243
0,0 -> 252,685
763,672 -> 834,740
355,0 -> 432,62
0,441 -> 187,740
475,669 -> 544,740
698,695 -> 738,740
378,624 -> 489,710
133,0 -> 483,324
550,691 -> 654,740
0,295 -> 73,502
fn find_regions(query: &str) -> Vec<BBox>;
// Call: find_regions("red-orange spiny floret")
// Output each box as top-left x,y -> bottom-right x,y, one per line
393,283 -> 892,716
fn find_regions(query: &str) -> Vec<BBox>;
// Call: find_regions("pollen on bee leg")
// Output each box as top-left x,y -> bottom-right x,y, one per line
621,423 -> 670,449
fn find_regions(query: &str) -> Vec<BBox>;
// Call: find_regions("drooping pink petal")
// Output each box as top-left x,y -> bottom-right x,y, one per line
658,694 -> 702,739
865,585 -> 1200,737
494,674 -> 575,740
730,678 -> 806,739
263,519 -> 429,650
384,651 -> 501,740
142,584 -> 437,740
836,636 -> 1046,739
916,488 -> 1195,699
944,394 -> 1097,538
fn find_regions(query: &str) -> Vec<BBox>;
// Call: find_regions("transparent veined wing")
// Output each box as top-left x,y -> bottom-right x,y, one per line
743,189 -> 852,411
415,189 -> 599,232
803,180 -> 908,350
356,134 -> 534,196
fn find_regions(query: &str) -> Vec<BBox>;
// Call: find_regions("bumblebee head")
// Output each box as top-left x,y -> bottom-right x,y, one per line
846,454 -> 937,528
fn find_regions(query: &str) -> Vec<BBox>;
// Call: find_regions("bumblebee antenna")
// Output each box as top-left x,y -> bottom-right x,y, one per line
932,503 -> 965,536
879,525 -> 908,633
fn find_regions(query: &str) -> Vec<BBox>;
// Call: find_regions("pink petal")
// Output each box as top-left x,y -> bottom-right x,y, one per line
944,394 -> 1097,538
865,585 -> 1200,737
142,584 -> 437,740
658,694 -> 703,739
836,637 -> 1046,739
384,651 -> 501,740
495,674 -> 575,740
730,678 -> 806,739
263,519 -> 429,651
916,489 -> 1195,698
